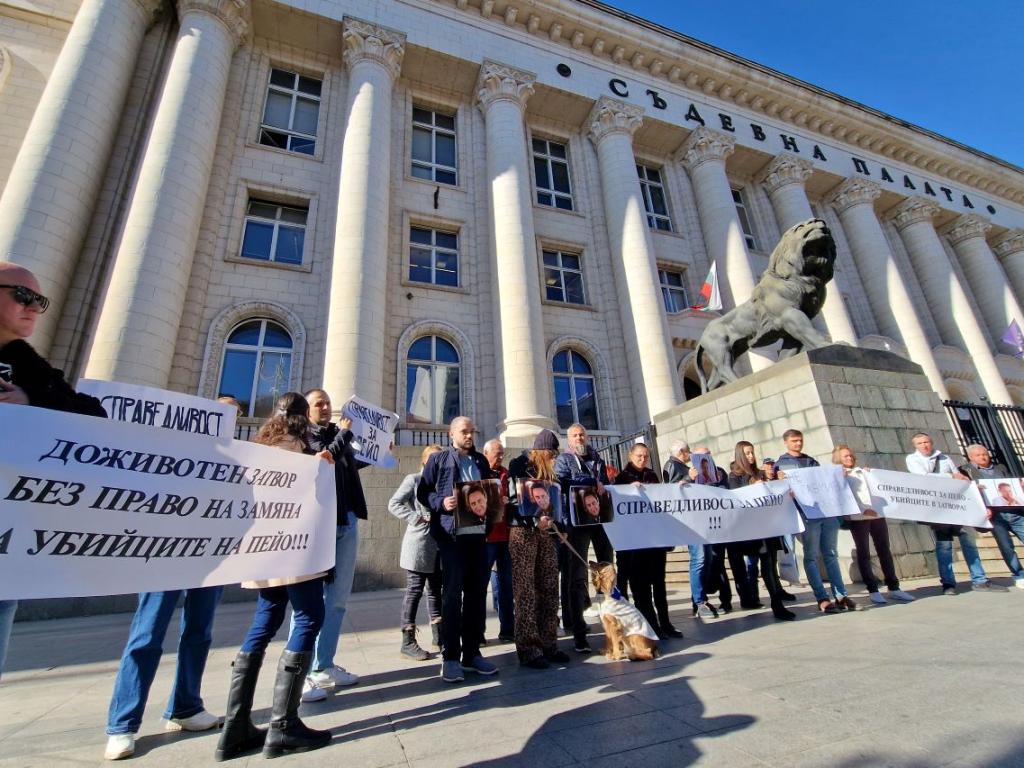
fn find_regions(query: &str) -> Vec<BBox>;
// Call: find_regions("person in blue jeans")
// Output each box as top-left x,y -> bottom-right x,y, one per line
906,432 -> 1007,595
775,428 -> 857,614
959,444 -> 1024,590
104,587 -> 224,760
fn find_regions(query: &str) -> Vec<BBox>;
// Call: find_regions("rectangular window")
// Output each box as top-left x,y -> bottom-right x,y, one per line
731,187 -> 758,250
409,226 -> 459,287
532,138 -> 574,211
543,249 -> 585,305
240,199 -> 308,265
658,268 -> 689,313
638,165 -> 672,232
410,107 -> 457,185
259,68 -> 321,155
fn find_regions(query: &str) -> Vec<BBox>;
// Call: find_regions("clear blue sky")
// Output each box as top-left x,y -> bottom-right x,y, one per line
601,1 -> 1024,169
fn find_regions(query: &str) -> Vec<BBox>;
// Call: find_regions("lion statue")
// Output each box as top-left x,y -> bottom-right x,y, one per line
695,218 -> 836,392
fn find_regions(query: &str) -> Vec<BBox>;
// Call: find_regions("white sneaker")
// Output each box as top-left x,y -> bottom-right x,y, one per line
889,589 -> 915,602
164,709 -> 222,731
104,734 -> 135,761
1015,577 -> 1024,590
868,591 -> 886,605
300,676 -> 328,703
582,605 -> 600,622
310,664 -> 359,687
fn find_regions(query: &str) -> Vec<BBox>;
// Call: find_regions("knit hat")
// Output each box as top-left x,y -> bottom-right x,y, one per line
532,429 -> 560,452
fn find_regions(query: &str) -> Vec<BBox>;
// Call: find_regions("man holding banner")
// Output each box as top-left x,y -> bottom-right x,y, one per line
905,433 -> 1004,594
958,444 -> 1024,589
300,389 -> 366,700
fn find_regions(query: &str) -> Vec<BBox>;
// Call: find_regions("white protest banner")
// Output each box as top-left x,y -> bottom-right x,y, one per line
0,404 -> 336,599
865,469 -> 991,528
782,465 -> 861,519
77,379 -> 237,438
604,481 -> 804,551
340,395 -> 398,468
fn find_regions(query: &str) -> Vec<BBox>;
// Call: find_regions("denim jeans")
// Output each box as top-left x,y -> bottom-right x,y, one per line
486,540 -> 515,636
295,513 -> 359,672
801,517 -> 848,602
688,544 -> 708,605
0,599 -> 17,680
991,511 -> 1024,579
241,579 -> 325,654
933,526 -> 988,587
106,587 -> 223,735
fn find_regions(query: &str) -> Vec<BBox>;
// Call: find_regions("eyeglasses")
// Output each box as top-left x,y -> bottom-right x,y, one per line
0,285 -> 49,313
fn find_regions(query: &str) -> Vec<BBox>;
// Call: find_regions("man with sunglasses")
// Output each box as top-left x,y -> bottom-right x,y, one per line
0,263 -> 106,684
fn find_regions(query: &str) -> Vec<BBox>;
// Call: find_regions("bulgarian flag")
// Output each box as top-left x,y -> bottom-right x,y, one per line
691,262 -> 722,311
1002,319 -> 1024,359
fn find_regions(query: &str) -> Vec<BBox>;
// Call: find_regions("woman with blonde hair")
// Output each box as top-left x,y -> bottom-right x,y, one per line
506,429 -> 569,668
388,444 -> 444,660
215,392 -> 333,761
832,444 -> 914,605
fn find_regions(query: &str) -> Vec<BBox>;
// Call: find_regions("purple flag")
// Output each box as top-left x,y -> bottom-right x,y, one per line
1003,320 -> 1024,359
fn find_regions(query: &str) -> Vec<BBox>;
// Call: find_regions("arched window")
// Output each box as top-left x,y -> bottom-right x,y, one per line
406,335 -> 460,424
553,349 -> 598,429
217,319 -> 293,418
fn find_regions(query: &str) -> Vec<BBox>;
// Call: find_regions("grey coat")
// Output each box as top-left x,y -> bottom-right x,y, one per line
388,473 -> 439,573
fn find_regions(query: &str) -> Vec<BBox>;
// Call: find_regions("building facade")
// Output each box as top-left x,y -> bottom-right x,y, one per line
2,0 -> 1024,592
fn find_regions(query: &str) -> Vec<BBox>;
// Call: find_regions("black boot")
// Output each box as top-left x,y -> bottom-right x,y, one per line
431,621 -> 441,650
771,599 -> 796,621
400,627 -> 432,661
263,651 -> 331,759
215,651 -> 266,761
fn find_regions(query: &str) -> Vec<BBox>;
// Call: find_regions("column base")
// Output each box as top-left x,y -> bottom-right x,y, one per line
498,414 -> 560,449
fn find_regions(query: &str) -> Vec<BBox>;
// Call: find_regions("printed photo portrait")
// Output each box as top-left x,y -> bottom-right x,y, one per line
455,478 -> 504,532
978,478 -> 1024,508
516,479 -> 562,523
691,452 -> 717,485
570,486 -> 613,526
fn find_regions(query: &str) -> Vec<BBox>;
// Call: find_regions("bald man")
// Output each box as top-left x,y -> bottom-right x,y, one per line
417,416 -> 498,682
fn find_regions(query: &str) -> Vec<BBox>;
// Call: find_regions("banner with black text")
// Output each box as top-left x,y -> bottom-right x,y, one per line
77,379 -> 237,438
782,465 -> 861,519
0,404 -> 336,599
865,469 -> 991,528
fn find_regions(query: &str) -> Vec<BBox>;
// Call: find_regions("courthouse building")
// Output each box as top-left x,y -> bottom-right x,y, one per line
3,0 -> 1024,448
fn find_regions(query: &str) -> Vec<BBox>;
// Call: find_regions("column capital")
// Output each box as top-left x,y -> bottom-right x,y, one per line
177,0 -> 250,47
475,60 -> 535,112
942,213 -> 992,246
586,96 -> 643,145
132,0 -> 165,21
993,229 -> 1024,260
677,127 -> 734,170
759,153 -> 814,196
827,176 -> 881,214
887,196 -> 940,231
342,17 -> 406,80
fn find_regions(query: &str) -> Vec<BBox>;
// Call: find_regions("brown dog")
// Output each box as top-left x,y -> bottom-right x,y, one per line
589,561 -> 659,661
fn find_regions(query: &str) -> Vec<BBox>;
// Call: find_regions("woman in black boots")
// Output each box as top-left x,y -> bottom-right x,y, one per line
215,393 -> 333,761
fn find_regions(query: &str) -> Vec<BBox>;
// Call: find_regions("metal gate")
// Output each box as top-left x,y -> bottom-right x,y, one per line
944,400 -> 1024,475
597,424 -> 659,474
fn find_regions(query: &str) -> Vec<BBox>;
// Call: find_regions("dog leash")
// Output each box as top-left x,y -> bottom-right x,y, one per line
547,528 -> 594,569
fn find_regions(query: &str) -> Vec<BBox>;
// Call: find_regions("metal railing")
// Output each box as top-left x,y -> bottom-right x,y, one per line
597,424 -> 659,473
944,400 -> 1024,475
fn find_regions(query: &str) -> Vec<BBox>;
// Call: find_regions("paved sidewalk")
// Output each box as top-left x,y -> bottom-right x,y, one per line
1,578 -> 1022,767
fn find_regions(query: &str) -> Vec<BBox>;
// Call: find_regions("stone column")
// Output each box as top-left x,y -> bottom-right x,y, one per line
993,229 -> 1024,311
85,0 -> 249,385
760,154 -> 858,345
587,97 -> 680,420
828,178 -> 948,398
0,0 -> 161,353
679,127 -> 771,371
945,214 -> 1024,344
889,198 -> 1012,404
475,61 -> 555,439
322,18 -> 405,405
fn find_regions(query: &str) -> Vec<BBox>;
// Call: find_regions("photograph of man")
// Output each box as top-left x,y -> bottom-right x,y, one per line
455,479 -> 503,532
987,481 -> 1024,507
571,487 -> 613,526
519,480 -> 561,522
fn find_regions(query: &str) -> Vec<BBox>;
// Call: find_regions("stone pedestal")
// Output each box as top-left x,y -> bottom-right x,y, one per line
652,345 -> 961,582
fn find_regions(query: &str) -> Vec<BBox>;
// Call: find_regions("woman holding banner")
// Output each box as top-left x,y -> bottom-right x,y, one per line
215,393 -> 332,761
507,430 -> 570,669
614,444 -> 682,639
833,446 -> 914,605
727,442 -> 795,621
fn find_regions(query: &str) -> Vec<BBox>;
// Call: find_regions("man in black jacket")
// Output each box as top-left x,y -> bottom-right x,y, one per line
0,265 -> 107,683
959,444 -> 1024,589
299,389 -> 367,701
417,416 -> 497,683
